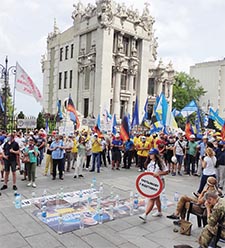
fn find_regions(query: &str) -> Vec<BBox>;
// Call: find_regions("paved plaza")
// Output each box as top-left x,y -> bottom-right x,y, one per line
0,163 -> 213,248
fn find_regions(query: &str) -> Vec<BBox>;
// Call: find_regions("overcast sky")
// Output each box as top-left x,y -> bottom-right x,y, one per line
0,0 -> 225,116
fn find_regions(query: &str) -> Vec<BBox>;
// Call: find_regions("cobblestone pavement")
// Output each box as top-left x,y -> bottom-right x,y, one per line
0,162 -> 212,248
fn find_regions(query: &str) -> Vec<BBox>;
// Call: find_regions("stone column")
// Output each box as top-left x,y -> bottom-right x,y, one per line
89,64 -> 95,116
128,72 -> 134,115
78,67 -> 84,112
113,67 -> 122,118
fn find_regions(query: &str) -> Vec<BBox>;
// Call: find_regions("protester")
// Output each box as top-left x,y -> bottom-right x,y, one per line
136,136 -> 150,172
85,135 -> 92,171
215,141 -> 225,190
198,191 -> 225,248
111,133 -> 123,170
139,148 -> 168,222
74,136 -> 85,178
50,135 -> 64,180
123,137 -> 134,169
43,135 -> 53,176
71,133 -> 78,169
1,134 -> 20,191
24,137 -> 39,188
35,130 -> 46,166
100,136 -> 107,167
166,135 -> 176,174
90,133 -> 102,173
64,135 -> 74,172
195,135 -> 208,177
185,134 -> 198,175
173,133 -> 186,176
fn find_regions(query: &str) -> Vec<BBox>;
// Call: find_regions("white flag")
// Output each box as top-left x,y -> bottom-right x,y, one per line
15,62 -> 42,102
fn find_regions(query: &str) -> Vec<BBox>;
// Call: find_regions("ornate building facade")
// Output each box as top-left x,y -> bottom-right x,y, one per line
42,1 -> 174,120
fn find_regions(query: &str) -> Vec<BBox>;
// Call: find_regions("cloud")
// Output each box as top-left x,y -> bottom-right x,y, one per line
0,0 -> 225,116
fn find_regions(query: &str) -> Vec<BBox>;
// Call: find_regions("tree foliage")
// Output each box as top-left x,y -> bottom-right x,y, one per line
172,72 -> 206,110
36,112 -> 45,130
172,72 -> 207,129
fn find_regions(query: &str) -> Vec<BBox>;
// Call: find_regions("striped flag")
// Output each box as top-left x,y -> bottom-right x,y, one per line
66,95 -> 80,129
120,115 -> 130,141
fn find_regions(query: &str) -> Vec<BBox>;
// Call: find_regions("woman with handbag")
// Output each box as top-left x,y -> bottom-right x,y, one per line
139,148 -> 169,222
24,137 -> 39,188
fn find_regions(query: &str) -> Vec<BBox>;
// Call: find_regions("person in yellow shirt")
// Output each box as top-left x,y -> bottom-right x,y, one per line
71,135 -> 78,170
149,133 -> 159,149
90,133 -> 102,173
133,133 -> 141,167
136,136 -> 150,172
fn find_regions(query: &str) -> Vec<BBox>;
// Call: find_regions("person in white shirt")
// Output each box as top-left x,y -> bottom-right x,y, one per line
139,148 -> 169,222
194,147 -> 217,196
173,134 -> 186,176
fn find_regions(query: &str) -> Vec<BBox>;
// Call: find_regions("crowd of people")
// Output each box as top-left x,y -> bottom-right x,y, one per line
0,127 -> 225,247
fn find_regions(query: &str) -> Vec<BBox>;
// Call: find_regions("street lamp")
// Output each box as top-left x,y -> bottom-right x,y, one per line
0,56 -> 16,130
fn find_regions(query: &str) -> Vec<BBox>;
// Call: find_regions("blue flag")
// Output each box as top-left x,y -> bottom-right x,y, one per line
0,96 -> 4,112
131,97 -> 139,128
56,100 -> 63,121
180,100 -> 198,117
112,114 -> 117,135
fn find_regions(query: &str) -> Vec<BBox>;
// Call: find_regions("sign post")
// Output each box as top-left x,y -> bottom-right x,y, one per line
136,172 -> 163,198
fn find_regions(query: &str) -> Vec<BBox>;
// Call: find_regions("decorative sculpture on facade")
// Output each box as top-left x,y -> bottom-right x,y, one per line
47,18 -> 60,42
152,37 -> 158,61
117,33 -> 124,53
140,2 -> 155,34
96,0 -> 114,29
72,2 -> 85,22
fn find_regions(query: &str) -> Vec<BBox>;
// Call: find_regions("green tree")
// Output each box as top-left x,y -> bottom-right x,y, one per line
172,72 -> 206,128
36,112 -> 45,130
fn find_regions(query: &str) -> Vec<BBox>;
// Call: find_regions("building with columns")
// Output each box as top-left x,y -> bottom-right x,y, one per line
42,1 -> 174,121
190,59 -> 225,118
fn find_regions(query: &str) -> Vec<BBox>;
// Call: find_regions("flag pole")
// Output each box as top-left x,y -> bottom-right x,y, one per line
12,71 -> 17,131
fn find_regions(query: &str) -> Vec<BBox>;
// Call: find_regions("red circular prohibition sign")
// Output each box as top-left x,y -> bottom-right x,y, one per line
136,172 -> 163,198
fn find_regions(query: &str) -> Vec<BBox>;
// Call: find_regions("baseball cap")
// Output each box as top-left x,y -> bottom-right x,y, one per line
149,148 -> 159,155
190,134 -> 195,139
202,135 -> 208,139
94,133 -> 98,137
115,133 -> 120,138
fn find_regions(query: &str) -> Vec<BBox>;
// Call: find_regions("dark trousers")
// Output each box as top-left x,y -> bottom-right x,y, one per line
138,156 -> 147,171
100,149 -> 107,167
107,149 -> 111,164
52,159 -> 63,179
91,153 -> 100,173
197,174 -> 216,194
133,150 -> 138,166
123,150 -> 133,168
86,155 -> 91,169
186,154 -> 196,174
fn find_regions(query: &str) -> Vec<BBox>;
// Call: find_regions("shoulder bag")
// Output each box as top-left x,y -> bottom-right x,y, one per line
179,220 -> 192,236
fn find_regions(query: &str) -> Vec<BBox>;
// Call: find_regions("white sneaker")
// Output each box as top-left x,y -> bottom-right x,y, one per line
138,168 -> 142,172
152,211 -> 162,217
27,182 -> 32,187
32,182 -> 36,188
139,213 -> 147,222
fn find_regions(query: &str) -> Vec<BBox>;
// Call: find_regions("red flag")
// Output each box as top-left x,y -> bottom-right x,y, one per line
185,118 -> 194,140
120,116 -> 130,141
221,123 -> 225,141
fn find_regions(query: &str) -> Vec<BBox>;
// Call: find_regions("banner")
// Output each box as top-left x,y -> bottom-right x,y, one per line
15,62 -> 42,102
